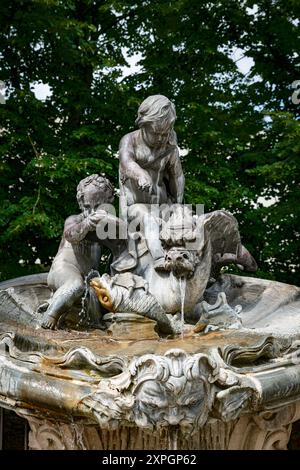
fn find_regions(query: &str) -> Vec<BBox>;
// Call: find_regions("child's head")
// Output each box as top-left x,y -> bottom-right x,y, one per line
136,95 -> 177,148
76,174 -> 114,215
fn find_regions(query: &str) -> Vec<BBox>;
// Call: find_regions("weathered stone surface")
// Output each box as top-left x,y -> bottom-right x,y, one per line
22,403 -> 300,450
1,95 -> 300,450
1,273 -> 300,450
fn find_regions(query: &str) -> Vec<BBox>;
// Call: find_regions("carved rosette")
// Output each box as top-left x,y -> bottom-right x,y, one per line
26,417 -> 87,450
228,403 -> 300,450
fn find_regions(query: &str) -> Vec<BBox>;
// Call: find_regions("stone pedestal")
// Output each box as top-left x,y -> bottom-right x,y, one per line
26,404 -> 299,450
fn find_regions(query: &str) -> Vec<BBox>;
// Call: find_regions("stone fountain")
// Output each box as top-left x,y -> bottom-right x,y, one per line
1,95 -> 300,450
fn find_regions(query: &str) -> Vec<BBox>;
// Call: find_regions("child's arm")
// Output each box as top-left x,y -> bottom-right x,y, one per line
119,132 -> 152,192
166,149 -> 185,203
64,213 -> 104,243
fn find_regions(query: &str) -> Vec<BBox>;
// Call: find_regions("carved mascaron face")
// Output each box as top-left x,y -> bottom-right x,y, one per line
134,376 -> 209,429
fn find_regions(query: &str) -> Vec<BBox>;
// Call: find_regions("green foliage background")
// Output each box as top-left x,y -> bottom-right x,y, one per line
0,0 -> 299,284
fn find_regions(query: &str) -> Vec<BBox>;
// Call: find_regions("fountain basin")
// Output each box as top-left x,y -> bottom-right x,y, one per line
1,273 -> 300,450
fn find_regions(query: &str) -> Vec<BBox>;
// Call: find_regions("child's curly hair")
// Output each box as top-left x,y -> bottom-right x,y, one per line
76,174 -> 114,206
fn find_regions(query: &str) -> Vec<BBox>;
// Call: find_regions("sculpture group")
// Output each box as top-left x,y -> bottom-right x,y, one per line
2,95 -> 300,451
40,95 -> 257,334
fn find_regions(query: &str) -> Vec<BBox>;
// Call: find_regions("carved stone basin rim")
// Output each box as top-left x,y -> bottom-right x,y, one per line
1,330 -> 300,432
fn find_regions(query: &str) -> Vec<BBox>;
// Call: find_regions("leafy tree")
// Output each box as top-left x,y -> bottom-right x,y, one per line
0,0 -> 135,279
0,0 -> 299,285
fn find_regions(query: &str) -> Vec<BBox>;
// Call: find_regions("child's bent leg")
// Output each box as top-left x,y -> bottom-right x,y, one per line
41,279 -> 84,329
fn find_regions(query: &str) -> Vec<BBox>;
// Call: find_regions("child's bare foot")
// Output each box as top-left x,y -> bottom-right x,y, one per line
41,315 -> 58,330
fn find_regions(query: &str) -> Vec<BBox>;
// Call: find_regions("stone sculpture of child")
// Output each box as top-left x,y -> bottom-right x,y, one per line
117,94 -> 185,271
41,174 -> 115,329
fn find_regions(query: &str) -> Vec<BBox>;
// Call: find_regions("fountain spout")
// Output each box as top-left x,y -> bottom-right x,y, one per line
165,247 -> 196,278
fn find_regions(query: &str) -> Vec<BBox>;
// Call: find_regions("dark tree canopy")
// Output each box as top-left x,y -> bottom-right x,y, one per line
0,0 -> 299,284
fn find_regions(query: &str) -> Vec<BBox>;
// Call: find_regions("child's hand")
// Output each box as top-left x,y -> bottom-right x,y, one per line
86,210 -> 106,229
138,175 -> 152,193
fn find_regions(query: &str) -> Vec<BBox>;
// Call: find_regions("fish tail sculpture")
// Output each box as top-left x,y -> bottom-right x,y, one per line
90,274 -> 174,335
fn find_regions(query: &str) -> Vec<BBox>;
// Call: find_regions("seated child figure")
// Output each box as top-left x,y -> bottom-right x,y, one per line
118,94 -> 185,271
41,174 -> 114,329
